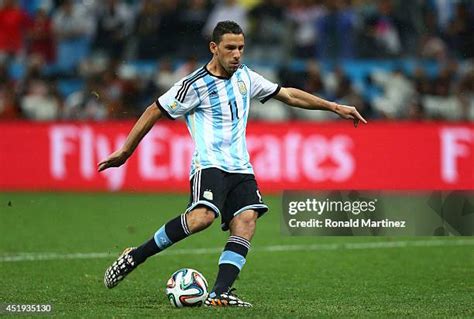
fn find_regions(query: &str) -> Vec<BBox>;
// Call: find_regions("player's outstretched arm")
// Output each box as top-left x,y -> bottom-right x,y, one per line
98,103 -> 162,172
274,87 -> 367,127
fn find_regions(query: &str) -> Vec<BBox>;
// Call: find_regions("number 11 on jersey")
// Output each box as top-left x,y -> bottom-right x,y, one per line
228,101 -> 239,120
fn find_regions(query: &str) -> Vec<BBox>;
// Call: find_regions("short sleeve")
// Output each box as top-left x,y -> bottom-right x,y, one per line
247,68 -> 281,104
157,80 -> 200,119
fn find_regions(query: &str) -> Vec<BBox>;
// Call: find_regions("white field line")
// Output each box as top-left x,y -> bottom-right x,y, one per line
1,239 -> 473,263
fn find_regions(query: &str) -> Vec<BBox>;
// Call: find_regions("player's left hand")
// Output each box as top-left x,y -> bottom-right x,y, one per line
334,104 -> 367,127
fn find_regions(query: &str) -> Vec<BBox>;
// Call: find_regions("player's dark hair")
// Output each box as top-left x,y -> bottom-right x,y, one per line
212,21 -> 244,43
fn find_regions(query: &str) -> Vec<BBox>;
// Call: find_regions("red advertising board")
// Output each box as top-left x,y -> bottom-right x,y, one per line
0,121 -> 472,192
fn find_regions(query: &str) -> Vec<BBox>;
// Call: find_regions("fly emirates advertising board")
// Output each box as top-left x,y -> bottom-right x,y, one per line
0,122 -> 472,192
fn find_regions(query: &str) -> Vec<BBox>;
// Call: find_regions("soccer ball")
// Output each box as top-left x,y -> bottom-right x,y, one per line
165,268 -> 208,307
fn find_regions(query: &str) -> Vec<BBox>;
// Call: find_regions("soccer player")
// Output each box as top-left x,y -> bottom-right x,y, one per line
99,21 -> 366,307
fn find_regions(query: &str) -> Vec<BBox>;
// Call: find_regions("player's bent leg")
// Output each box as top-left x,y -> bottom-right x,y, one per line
205,210 -> 257,307
186,206 -> 216,233
228,209 -> 258,240
104,207 -> 216,289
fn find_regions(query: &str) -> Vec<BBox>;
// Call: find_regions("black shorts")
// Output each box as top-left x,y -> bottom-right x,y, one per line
185,168 -> 268,231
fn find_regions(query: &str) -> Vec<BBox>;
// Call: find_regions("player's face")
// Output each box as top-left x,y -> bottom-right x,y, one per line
212,33 -> 245,75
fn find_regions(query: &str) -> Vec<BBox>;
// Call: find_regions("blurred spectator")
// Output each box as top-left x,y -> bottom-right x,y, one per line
0,82 -> 19,119
52,0 -> 94,73
393,0 -> 423,56
406,99 -> 425,121
419,11 -> 448,62
278,63 -> 306,91
324,66 -> 367,118
291,61 -> 337,120
446,2 -> 474,59
303,61 -> 324,95
333,74 -> 366,118
286,0 -> 325,59
26,8 -> 55,64
93,0 -> 133,60
0,61 -> 20,119
356,17 -> 381,58
249,97 -> 290,121
247,0 -> 289,62
0,60 -> 12,86
427,0 -> 459,32
178,0 -> 209,59
175,56 -> 199,80
63,76 -> 107,120
0,0 -> 30,60
323,66 -> 345,99
94,61 -> 142,119
18,55 -> 61,120
422,63 -> 463,120
117,63 -> 142,117
373,0 -> 401,55
156,0 -> 181,59
317,0 -> 355,60
372,68 -> 415,119
357,0 -> 401,58
153,58 -> 179,96
101,64 -> 125,119
19,0 -> 53,16
457,66 -> 474,120
412,67 -> 432,95
77,55 -> 109,78
420,36 -> 448,61
134,0 -> 161,60
203,0 -> 248,38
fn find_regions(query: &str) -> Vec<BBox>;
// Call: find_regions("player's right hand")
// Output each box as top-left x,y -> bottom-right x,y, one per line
98,150 -> 130,172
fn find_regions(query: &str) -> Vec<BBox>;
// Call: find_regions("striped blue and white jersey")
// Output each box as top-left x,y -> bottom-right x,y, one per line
157,64 -> 280,178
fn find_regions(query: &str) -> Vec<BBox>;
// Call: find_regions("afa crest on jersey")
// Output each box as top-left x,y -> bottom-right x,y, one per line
238,81 -> 247,96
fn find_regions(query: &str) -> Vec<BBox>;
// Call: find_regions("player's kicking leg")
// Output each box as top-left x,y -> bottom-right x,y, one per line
104,207 -> 215,288
205,210 -> 259,307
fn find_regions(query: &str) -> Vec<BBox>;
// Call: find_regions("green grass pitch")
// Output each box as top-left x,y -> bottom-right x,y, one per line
0,192 -> 472,318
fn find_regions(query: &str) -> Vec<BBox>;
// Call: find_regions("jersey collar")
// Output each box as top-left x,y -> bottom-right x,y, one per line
204,63 -> 233,80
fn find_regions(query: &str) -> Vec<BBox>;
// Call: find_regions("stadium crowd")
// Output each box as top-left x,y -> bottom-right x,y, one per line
0,0 -> 473,121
